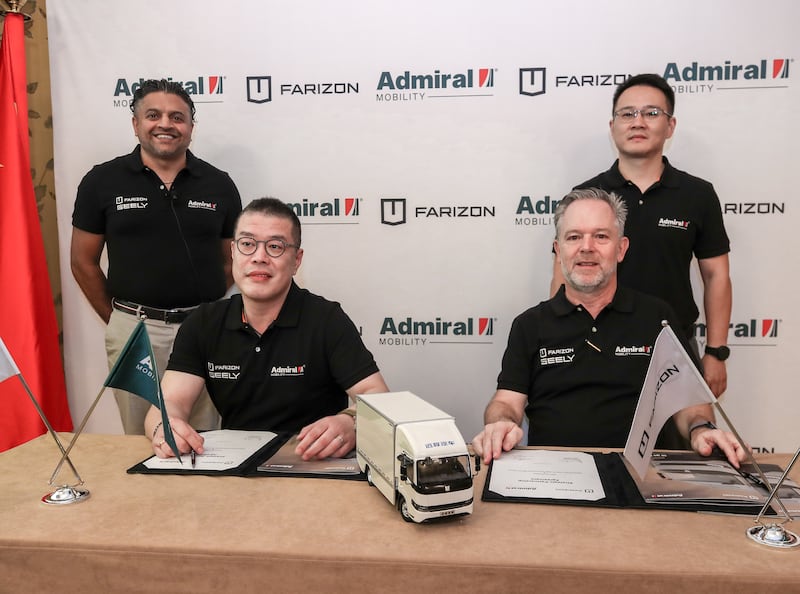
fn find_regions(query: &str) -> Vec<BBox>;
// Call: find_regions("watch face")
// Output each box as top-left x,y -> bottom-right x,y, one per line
707,346 -> 730,361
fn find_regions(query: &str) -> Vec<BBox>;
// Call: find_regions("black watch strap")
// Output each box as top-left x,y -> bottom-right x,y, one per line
704,345 -> 730,361
689,421 -> 716,437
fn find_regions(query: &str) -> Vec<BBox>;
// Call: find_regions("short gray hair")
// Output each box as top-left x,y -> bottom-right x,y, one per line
553,188 -> 627,239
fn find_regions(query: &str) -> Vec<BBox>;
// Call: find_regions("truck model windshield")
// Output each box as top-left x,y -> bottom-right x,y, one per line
416,455 -> 470,487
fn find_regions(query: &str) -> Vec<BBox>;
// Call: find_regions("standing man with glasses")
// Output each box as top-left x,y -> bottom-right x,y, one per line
145,198 -> 390,460
71,79 -> 242,434
550,73 -> 732,398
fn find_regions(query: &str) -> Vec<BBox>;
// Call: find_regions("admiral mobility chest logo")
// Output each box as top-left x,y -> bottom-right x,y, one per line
270,364 -> 306,377
286,197 -> 361,225
379,316 -> 495,346
615,345 -> 653,357
663,57 -> 792,94
112,76 -> 224,107
187,200 -> 217,212
377,67 -> 496,102
658,217 -> 689,230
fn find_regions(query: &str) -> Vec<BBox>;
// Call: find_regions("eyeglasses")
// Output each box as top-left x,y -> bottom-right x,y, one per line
234,237 -> 298,258
613,107 -> 673,121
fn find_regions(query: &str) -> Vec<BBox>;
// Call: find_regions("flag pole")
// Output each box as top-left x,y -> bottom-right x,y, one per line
13,373 -> 83,484
660,325 -> 792,519
710,399 -> 792,520
744,446 -> 800,548
1,2 -> 32,20
49,384 -> 107,486
41,384 -> 103,503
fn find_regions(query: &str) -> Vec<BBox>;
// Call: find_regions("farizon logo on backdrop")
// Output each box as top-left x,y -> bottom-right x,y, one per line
379,316 -> 495,347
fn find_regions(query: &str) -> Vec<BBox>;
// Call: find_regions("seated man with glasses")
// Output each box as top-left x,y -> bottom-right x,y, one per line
145,197 -> 389,460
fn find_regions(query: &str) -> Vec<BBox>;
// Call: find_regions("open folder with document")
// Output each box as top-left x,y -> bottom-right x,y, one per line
482,448 -> 800,516
127,430 -> 364,480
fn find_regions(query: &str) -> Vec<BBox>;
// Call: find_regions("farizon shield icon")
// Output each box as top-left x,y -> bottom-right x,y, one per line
247,76 -> 272,103
519,68 -> 546,97
381,198 -> 406,226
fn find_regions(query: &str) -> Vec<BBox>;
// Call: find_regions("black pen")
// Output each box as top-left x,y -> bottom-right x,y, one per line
191,449 -> 196,469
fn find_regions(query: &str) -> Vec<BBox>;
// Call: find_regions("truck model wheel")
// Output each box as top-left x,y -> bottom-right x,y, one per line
365,466 -> 374,486
398,496 -> 414,523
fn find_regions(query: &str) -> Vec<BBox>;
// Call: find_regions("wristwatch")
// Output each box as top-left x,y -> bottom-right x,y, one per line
689,421 -> 717,437
704,345 -> 730,361
338,407 -> 357,426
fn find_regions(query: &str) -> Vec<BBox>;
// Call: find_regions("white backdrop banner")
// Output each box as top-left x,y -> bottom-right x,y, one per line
48,0 -> 799,450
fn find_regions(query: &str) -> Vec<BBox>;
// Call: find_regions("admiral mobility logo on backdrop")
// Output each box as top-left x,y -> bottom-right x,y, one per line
287,197 -> 361,225
513,194 -> 559,227
246,75 -> 359,104
112,76 -> 224,107
380,198 -> 495,225
663,57 -> 792,95
519,67 -> 631,97
378,315 -> 496,347
695,318 -> 781,347
376,67 -> 496,102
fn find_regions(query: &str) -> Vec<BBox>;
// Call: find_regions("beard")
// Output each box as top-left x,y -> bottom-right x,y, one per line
561,262 -> 612,294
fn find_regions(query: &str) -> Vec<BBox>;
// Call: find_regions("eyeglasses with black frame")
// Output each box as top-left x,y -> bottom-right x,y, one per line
234,237 -> 299,258
613,107 -> 673,121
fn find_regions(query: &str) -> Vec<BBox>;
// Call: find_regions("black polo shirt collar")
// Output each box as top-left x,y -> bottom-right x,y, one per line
223,281 -> 304,332
122,145 -> 202,178
602,157 -> 681,192
550,284 -> 636,317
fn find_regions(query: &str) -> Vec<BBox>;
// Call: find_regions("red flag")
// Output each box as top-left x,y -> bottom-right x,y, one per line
0,12 -> 73,451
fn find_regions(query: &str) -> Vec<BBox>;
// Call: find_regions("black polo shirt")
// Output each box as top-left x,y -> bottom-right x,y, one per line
167,283 -> 380,432
498,286 -> 689,448
72,146 -> 242,308
576,158 -> 729,333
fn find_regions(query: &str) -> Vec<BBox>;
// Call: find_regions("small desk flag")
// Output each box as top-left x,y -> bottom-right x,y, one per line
104,321 -> 181,461
624,324 -> 716,479
0,337 -> 20,384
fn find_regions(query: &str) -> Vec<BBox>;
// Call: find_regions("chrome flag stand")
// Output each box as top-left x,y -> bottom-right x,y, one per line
746,446 -> 800,549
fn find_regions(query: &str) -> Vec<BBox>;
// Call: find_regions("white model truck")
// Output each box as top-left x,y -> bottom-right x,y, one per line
356,391 -> 479,523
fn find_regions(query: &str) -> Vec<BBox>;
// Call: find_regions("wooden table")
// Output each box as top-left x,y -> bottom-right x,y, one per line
1,435 -> 798,593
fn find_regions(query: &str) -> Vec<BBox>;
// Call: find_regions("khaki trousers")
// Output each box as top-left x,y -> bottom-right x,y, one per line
105,309 -> 221,435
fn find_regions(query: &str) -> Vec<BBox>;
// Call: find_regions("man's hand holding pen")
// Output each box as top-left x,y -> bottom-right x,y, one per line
151,417 -> 205,459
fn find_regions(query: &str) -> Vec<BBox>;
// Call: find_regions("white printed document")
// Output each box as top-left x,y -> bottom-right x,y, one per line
488,449 -> 605,501
143,429 -> 277,471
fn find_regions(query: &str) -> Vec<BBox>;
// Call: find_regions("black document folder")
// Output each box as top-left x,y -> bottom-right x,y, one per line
127,431 -> 365,481
482,450 -> 792,516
